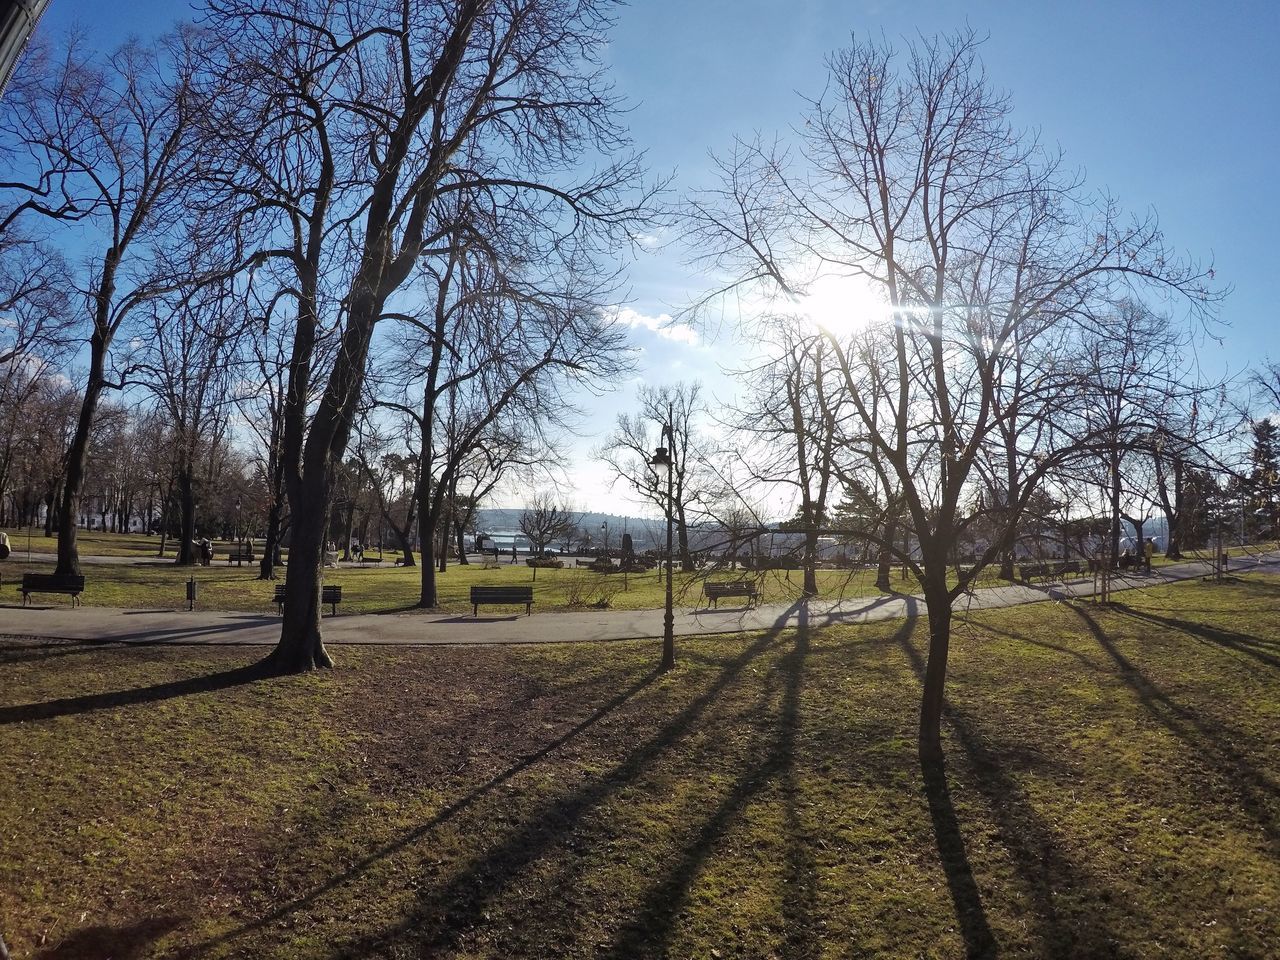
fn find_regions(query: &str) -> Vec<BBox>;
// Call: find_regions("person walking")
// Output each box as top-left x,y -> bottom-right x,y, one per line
1143,537 -> 1155,574
510,544 -> 518,564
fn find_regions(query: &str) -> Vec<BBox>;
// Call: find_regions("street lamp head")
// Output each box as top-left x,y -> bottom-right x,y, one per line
649,445 -> 672,472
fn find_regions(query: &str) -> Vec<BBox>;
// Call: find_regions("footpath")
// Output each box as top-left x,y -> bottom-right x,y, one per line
2,553 -> 1278,648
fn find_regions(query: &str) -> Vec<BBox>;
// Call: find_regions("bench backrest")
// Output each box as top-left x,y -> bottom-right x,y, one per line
704,581 -> 754,596
272,584 -> 342,601
471,585 -> 533,601
22,573 -> 86,591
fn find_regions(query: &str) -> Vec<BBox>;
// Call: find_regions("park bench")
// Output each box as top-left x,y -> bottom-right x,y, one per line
21,573 -> 86,607
226,548 -> 255,566
470,584 -> 534,616
1018,560 -> 1082,585
272,583 -> 344,616
703,579 -> 760,608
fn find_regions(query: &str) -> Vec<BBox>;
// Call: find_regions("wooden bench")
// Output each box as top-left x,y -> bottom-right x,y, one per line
227,549 -> 255,566
1018,561 -> 1082,585
703,580 -> 760,608
21,573 -> 86,607
470,585 -> 534,616
272,583 -> 344,616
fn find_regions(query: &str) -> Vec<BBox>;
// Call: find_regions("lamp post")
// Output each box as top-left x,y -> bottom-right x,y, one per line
600,520 -> 609,557
648,427 -> 675,671
235,496 -> 242,551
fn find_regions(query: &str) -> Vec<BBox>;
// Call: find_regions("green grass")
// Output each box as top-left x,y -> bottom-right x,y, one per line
0,556 -> 963,614
5,528 -> 1273,616
1,528 -> 174,558
2,575 -> 1277,958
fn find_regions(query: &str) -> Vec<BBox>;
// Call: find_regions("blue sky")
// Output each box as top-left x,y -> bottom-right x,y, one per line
37,0 -> 1280,512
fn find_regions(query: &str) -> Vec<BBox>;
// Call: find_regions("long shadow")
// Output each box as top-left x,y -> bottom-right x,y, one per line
1066,603 -> 1279,851
600,602 -> 823,959
963,619 -> 1106,673
320,603 -> 806,959
1111,603 -> 1280,669
0,661 -> 273,724
0,640 -> 128,666
29,914 -> 184,959
179,658 -> 669,958
895,623 -> 998,959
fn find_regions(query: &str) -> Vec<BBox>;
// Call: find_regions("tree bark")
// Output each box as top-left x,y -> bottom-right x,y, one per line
54,344 -> 108,577
175,464 -> 198,565
258,495 -> 283,580
918,577 -> 952,763
876,515 -> 897,592
802,523 -> 819,597
265,471 -> 333,671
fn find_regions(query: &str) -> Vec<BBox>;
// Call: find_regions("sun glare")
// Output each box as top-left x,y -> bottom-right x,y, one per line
797,273 -> 889,337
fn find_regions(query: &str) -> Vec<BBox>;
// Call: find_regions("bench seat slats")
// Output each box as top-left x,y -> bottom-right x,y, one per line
470,585 -> 534,616
21,573 -> 86,607
703,580 -> 759,608
272,583 -> 343,615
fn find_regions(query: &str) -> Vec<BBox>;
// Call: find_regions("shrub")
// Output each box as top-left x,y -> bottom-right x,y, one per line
525,556 -> 564,569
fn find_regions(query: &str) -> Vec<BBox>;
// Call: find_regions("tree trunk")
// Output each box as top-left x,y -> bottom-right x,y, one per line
418,506 -> 439,607
918,577 -> 953,763
876,515 -> 897,592
55,355 -> 108,577
176,465 -> 198,565
1109,457 -> 1123,568
802,524 -> 819,596
259,495 -> 283,580
454,520 -> 468,564
265,473 -> 333,672
43,487 -> 56,538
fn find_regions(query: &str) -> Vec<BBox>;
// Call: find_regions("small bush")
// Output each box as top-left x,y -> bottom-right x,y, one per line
525,556 -> 564,569
562,572 -> 620,608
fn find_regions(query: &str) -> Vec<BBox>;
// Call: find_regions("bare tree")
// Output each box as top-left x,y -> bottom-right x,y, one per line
725,327 -> 844,595
686,31 -> 1219,761
202,0 -> 654,670
597,381 -> 710,572
137,277 -> 250,564
1,31 -> 207,575
519,491 -> 576,555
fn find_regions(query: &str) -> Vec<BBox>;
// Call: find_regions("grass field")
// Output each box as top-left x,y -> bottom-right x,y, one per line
0,529 -> 173,558
0,555 -> 955,615
5,529 -> 1276,617
2,575 -> 1277,958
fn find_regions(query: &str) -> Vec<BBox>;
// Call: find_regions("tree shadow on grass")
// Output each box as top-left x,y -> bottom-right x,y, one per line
1066,602 -> 1280,851
0,639 -> 127,666
179,651 -> 674,959
893,620 -> 999,960
30,914 -> 185,960
0,660 -> 276,725
1110,602 -> 1280,669
310,604 -> 806,959
599,602 -> 823,959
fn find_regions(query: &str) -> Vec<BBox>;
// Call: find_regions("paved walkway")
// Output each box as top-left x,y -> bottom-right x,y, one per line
3,553 -> 1278,647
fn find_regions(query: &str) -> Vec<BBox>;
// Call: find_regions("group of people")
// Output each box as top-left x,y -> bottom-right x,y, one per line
324,540 -> 364,562
1119,537 -> 1158,573
188,538 -> 213,566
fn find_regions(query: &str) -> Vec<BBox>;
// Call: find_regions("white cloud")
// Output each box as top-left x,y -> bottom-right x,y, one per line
610,306 -> 699,346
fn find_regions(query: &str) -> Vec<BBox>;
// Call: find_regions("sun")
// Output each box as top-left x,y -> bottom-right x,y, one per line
797,273 -> 890,337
